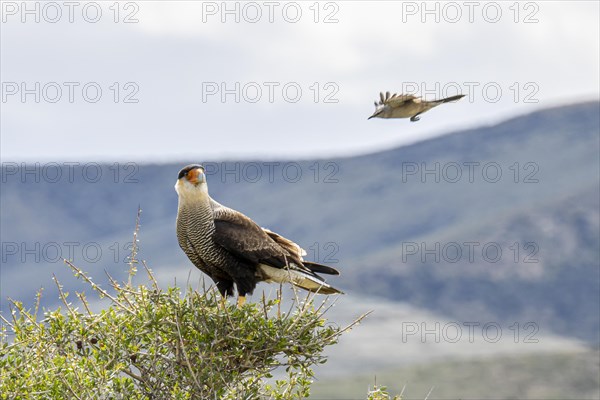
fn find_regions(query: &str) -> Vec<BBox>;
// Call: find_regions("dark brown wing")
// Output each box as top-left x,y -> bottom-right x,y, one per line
262,228 -> 306,257
212,207 -> 304,269
384,93 -> 419,107
264,228 -> 339,276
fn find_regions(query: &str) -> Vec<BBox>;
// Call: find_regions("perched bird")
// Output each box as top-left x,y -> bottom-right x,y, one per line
175,164 -> 342,307
368,91 -> 465,122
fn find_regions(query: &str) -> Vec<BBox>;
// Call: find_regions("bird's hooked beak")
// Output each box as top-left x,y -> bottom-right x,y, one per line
185,166 -> 205,186
176,164 -> 206,189
175,164 -> 208,196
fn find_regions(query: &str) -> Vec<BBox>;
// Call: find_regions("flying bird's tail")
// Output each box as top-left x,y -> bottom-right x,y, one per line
438,94 -> 465,103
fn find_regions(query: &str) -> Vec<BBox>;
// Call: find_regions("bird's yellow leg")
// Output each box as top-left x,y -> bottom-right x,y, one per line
237,296 -> 246,308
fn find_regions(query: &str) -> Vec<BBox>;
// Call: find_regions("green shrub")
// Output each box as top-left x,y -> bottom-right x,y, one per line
1,255 -> 367,399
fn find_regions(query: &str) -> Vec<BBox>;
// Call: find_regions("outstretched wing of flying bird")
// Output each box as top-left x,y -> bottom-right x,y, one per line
378,91 -> 419,107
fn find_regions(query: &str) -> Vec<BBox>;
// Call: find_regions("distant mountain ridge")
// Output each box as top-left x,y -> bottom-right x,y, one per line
1,101 -> 598,342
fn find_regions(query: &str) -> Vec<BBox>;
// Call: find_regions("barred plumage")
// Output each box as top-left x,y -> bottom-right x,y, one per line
175,164 -> 342,306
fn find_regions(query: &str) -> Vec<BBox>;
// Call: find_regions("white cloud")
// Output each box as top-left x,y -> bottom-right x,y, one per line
1,1 -> 598,161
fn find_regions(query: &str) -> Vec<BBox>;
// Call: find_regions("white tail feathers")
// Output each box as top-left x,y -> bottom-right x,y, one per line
258,264 -> 342,295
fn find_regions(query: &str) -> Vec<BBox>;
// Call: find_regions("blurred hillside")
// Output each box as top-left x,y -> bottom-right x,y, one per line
1,101 -> 599,347
311,349 -> 600,400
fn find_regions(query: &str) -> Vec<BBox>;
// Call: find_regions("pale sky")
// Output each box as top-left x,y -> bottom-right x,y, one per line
1,1 -> 598,162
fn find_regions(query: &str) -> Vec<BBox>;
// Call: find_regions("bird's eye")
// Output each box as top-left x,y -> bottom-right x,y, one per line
178,169 -> 188,180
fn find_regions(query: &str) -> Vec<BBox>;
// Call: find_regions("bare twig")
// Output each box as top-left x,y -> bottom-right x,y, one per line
58,376 -> 82,400
142,260 -> 159,290
0,312 -> 13,328
52,274 -> 77,319
324,310 -> 372,342
64,259 -> 135,315
105,270 -> 136,311
33,288 -> 44,319
424,386 -> 435,400
127,206 -> 142,287
174,313 -> 202,393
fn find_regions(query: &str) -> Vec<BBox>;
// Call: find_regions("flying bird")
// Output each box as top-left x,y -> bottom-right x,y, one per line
368,91 -> 465,122
175,164 -> 342,307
